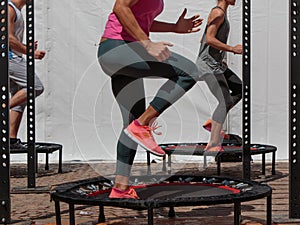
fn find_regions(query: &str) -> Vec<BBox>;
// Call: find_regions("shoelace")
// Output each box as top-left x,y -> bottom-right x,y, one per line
128,187 -> 140,199
148,120 -> 162,135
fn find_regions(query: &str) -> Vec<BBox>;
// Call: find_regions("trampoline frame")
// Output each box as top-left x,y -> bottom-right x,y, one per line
289,0 -> 300,218
51,175 -> 272,225
0,0 -> 300,223
10,143 -> 63,173
146,143 -> 277,176
0,0 -> 10,223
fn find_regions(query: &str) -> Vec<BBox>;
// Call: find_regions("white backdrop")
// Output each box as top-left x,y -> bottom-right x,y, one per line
12,0 -> 289,163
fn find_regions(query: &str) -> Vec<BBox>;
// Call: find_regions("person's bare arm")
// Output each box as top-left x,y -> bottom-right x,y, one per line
8,5 -> 26,54
113,0 -> 173,61
150,8 -> 203,34
113,0 -> 148,42
8,5 -> 46,59
206,8 -> 242,54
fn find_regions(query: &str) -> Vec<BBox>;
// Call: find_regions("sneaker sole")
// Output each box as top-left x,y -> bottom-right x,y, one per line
124,128 -> 165,157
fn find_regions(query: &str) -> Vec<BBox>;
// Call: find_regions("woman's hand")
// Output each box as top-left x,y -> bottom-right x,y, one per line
174,8 -> 203,34
232,44 -> 243,54
141,40 -> 173,62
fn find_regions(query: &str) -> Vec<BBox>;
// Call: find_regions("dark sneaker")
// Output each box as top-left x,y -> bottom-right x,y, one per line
10,138 -> 26,150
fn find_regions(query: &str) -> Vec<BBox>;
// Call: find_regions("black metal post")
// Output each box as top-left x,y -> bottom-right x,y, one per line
0,0 -> 10,223
98,205 -> 105,223
242,0 -> 252,179
290,0 -> 300,219
234,202 -> 241,225
26,0 -> 37,188
267,194 -> 272,225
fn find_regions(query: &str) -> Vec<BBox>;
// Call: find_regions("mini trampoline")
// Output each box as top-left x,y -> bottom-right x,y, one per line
51,175 -> 272,225
10,142 -> 63,173
148,143 -> 277,176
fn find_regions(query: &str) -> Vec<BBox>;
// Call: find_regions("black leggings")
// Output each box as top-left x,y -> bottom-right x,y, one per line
98,39 -> 200,176
202,68 -> 242,124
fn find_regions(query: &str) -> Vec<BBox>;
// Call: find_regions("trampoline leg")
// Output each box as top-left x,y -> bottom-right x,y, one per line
162,155 -> 167,173
69,204 -> 75,225
148,207 -> 154,225
234,202 -> 241,225
168,206 -> 175,218
167,155 -> 172,174
262,153 -> 266,175
147,152 -> 151,175
217,157 -> 221,176
98,205 -> 105,223
272,151 -> 276,175
203,155 -> 207,169
45,153 -> 49,171
36,153 -> 39,172
58,147 -> 63,173
267,194 -> 272,225
54,201 -> 62,225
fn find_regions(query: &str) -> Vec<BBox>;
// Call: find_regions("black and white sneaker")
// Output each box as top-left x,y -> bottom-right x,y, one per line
10,138 -> 26,150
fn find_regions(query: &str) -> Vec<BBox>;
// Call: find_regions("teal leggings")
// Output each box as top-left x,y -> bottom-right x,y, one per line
98,39 -> 200,176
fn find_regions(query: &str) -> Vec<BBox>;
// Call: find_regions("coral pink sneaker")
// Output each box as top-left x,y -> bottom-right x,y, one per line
203,119 -> 213,132
124,120 -> 165,157
109,187 -> 140,199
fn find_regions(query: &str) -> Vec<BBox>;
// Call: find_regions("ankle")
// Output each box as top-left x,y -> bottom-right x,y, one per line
114,183 -> 129,191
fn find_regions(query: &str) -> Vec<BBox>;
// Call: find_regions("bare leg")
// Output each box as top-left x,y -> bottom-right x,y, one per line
136,105 -> 160,126
10,89 -> 27,109
114,175 -> 130,190
9,89 -> 27,138
206,120 -> 223,149
10,110 -> 23,138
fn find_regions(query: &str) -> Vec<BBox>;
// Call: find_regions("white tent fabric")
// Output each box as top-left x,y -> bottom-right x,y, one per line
12,0 -> 289,162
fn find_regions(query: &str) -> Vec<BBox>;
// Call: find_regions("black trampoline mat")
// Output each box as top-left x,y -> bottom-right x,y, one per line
136,183 -> 239,200
160,143 -> 277,155
164,144 -> 258,151
51,176 -> 272,209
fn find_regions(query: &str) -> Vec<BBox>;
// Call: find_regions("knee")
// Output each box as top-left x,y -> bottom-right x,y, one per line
225,99 -> 235,112
35,84 -> 44,97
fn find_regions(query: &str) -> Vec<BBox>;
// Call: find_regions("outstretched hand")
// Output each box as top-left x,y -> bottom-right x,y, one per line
174,8 -> 203,34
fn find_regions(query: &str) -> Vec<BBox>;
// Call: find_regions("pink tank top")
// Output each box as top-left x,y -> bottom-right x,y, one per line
102,0 -> 164,41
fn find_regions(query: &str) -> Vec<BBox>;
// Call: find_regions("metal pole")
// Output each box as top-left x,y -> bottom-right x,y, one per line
0,0 -> 11,223
290,0 -> 300,218
26,0 -> 37,188
242,0 -> 252,179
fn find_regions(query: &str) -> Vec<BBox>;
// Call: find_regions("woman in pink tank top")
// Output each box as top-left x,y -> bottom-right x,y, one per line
98,0 -> 203,199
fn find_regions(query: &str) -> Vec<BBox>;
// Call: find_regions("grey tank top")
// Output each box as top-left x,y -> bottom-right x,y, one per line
196,6 -> 230,76
8,1 -> 24,58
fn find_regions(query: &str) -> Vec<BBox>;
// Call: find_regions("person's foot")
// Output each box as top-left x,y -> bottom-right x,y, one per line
10,138 -> 26,149
109,187 -> 139,199
124,120 -> 165,157
204,144 -> 224,156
